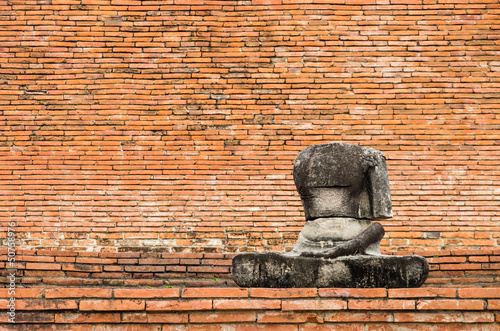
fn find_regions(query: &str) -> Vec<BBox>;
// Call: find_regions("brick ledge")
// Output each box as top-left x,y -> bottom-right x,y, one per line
0,287 -> 499,328
1,248 -> 499,288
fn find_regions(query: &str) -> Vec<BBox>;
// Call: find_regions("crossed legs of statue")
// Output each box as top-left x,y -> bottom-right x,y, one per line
289,217 -> 385,259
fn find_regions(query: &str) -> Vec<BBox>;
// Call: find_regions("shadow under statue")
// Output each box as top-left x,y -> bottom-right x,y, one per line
232,143 -> 429,288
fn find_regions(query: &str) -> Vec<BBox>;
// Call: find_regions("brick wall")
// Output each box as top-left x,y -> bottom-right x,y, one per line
2,287 -> 500,329
1,0 -> 499,253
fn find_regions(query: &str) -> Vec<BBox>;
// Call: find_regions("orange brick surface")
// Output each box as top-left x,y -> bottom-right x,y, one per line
0,288 -> 499,329
0,0 -> 499,257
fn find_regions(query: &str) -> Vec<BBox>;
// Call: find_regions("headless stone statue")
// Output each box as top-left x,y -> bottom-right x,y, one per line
232,143 -> 429,288
291,143 -> 391,257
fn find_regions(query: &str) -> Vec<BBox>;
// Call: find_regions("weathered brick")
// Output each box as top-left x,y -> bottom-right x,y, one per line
147,313 -> 189,323
250,288 -> 317,298
62,264 -> 102,273
348,299 -> 415,310
79,300 -> 145,311
487,300 -> 500,310
124,266 -> 165,273
394,312 -> 464,323
300,324 -> 365,331
366,324 -> 435,331
325,312 -> 392,323
258,312 -> 324,324
121,312 -> 148,323
463,312 -> 496,323
46,288 -> 112,299
25,263 -> 61,271
320,288 -> 387,298
182,288 -> 247,298
55,313 -> 121,324
417,299 -> 485,310
1,311 -> 55,324
0,288 -> 44,299
16,299 -> 78,311
146,300 -> 212,311
458,288 -> 500,298
93,325 -> 161,331
282,299 -> 346,311
114,289 -> 179,299
389,288 -> 456,298
189,311 -> 257,323
213,299 -> 281,310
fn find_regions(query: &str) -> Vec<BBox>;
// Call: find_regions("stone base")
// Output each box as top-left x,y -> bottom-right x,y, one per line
232,253 -> 429,288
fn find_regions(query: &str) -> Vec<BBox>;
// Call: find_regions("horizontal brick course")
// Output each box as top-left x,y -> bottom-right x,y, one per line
2,248 -> 499,288
0,287 -> 499,328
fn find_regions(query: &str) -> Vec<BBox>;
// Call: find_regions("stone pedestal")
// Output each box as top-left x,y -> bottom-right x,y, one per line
232,252 -> 429,288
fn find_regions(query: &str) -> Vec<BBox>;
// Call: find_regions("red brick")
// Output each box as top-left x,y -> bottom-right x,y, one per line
138,258 -> 179,265
440,264 -> 482,271
182,287 -> 247,298
16,299 -> 78,310
55,312 -> 121,323
93,326 -> 159,331
62,264 -> 102,272
223,323 -> 297,331
46,288 -> 112,298
0,288 -> 44,298
44,278 -> 86,286
282,299 -> 346,311
80,300 -> 145,311
121,312 -> 148,323
394,312 -> 464,323
388,288 -> 456,298
346,0 -> 375,4
17,256 -> 54,263
175,0 -> 205,4
189,311 -> 257,323
146,300 -> 212,311
124,266 -> 165,273
1,311 -> 55,324
147,313 -> 189,323
463,312 -> 495,323
320,288 -> 387,298
114,289 -> 179,298
258,312 -> 324,324
213,299 -> 281,310
348,299 -> 415,310
417,299 -> 485,310
250,288 -> 317,298
75,258 -> 117,264
25,263 -> 61,270
252,0 -> 282,5
366,324 -> 435,331
325,312 -> 392,322
458,288 -> 500,298
487,300 -> 500,310
300,324 -> 365,331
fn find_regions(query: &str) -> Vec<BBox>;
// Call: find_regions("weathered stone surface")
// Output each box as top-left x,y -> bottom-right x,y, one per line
232,253 -> 429,288
299,222 -> 385,259
292,143 -> 393,256
294,143 -> 392,222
